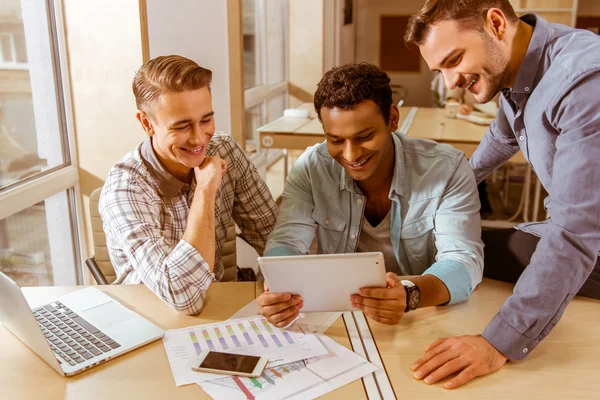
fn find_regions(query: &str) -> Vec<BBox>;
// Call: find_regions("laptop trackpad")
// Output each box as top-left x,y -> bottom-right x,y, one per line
81,301 -> 133,328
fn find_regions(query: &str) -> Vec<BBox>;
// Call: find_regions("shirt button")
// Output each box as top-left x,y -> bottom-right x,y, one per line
522,348 -> 528,354
324,219 -> 330,225
519,136 -> 525,141
524,87 -> 530,92
416,227 -> 422,233
357,199 -> 363,204
351,234 -> 356,240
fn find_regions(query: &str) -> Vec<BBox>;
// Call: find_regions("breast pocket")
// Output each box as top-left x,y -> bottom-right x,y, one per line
312,208 -> 346,254
401,215 -> 435,266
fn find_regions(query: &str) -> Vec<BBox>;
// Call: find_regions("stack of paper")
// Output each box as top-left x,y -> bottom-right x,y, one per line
198,334 -> 377,400
163,315 -> 329,386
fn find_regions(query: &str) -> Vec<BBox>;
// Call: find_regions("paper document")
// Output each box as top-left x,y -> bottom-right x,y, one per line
229,300 -> 342,334
163,316 -> 328,386
199,334 -> 378,400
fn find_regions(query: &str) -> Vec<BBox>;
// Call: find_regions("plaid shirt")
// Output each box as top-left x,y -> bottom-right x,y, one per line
99,133 -> 276,314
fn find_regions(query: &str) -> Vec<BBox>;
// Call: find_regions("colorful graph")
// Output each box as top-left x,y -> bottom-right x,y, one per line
201,329 -> 215,351
226,324 -> 241,347
188,331 -> 202,355
249,320 -> 269,348
214,327 -> 228,349
260,318 -> 282,348
237,322 -> 254,345
229,360 -> 308,399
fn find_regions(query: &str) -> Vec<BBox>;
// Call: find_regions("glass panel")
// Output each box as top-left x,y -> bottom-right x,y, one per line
0,190 -> 78,287
267,94 -> 286,123
245,103 -> 265,143
242,0 -> 261,89
266,0 -> 285,85
0,1 -> 67,190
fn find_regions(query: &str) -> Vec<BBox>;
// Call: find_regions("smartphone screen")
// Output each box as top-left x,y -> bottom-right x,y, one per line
199,352 -> 261,374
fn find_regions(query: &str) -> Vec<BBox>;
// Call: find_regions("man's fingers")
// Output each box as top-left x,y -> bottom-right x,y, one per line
358,285 -> 403,300
423,357 -> 466,385
256,291 -> 291,306
351,296 -> 400,311
267,304 -> 302,327
425,337 -> 447,352
411,340 -> 452,371
413,350 -> 459,381
443,366 -> 480,389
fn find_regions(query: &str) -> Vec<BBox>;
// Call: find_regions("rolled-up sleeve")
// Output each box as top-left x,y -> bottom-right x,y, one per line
482,73 -> 600,360
423,157 -> 484,304
100,183 -> 214,315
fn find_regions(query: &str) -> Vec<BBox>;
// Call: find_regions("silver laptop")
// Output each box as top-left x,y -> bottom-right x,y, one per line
0,271 -> 164,376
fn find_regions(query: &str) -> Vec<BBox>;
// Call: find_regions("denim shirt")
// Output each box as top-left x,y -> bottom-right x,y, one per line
266,132 -> 484,304
470,15 -> 600,360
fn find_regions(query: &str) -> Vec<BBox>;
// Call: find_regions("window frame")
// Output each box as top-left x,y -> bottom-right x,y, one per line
0,0 -> 86,284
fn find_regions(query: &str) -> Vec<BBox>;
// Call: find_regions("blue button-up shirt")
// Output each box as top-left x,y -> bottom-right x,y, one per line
266,132 -> 484,304
470,15 -> 600,360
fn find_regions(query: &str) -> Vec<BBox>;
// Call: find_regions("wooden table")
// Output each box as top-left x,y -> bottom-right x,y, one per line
259,105 -> 541,223
2,280 -> 600,399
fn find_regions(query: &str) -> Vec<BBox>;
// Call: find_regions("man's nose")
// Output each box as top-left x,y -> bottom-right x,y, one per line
443,70 -> 460,90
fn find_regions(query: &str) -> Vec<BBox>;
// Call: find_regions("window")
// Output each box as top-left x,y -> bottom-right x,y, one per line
242,0 -> 288,147
0,1 -> 83,286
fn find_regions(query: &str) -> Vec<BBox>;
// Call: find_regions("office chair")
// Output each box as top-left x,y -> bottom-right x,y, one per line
85,187 -> 241,284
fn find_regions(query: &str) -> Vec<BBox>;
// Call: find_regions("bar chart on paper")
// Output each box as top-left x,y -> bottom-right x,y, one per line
163,316 -> 328,386
199,335 -> 378,400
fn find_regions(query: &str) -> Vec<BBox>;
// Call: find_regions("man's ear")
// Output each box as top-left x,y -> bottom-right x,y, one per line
486,8 -> 508,40
389,104 -> 400,133
136,110 -> 154,137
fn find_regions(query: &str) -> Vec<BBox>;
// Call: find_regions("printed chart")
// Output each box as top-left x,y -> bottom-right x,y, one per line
163,316 -> 328,386
199,334 -> 378,400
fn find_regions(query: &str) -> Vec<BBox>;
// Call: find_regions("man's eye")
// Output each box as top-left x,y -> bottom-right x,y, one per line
200,118 -> 212,124
173,125 -> 189,131
356,133 -> 373,141
448,55 -> 461,66
329,139 -> 343,145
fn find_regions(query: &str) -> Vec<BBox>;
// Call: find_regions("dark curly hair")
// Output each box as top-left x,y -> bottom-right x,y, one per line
314,62 -> 393,124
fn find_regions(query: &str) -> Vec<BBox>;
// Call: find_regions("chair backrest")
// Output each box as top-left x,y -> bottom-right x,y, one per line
90,187 -> 238,283
89,187 -> 118,284
221,221 -> 238,282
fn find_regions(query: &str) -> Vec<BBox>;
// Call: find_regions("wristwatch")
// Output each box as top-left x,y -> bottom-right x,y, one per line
401,280 -> 421,313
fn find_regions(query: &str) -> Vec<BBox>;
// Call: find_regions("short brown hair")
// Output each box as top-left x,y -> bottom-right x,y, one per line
132,55 -> 212,112
314,63 -> 393,124
404,0 -> 518,46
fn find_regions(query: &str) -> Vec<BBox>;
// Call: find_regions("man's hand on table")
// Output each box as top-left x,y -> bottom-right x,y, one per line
411,334 -> 507,389
257,281 -> 304,327
351,272 -> 406,325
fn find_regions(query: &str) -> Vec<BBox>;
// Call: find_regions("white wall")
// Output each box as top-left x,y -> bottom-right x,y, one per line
355,0 -> 435,107
145,0 -> 233,135
63,0 -> 145,257
289,0 -> 324,107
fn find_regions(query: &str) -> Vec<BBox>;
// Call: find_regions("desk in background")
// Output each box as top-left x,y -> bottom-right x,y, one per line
259,106 -> 542,223
2,280 -> 600,399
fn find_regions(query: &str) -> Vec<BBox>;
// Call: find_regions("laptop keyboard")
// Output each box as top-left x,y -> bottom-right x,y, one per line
33,301 -> 121,367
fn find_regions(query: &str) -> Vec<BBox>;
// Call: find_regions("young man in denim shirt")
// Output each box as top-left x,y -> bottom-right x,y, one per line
257,63 -> 483,332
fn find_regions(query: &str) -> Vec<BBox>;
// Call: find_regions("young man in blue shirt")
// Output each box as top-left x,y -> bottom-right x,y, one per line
257,63 -> 484,331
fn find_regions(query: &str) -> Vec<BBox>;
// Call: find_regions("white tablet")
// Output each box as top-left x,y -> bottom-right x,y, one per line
258,252 -> 387,312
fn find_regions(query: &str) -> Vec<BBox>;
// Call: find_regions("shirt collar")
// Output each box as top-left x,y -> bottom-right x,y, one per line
338,132 -> 405,198
140,137 -> 193,199
511,14 -> 548,95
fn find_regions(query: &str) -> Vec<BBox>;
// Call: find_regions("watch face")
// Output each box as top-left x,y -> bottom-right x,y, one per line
409,290 -> 420,309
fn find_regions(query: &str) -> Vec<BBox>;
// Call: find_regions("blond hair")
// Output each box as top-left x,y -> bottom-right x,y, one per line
132,55 -> 212,112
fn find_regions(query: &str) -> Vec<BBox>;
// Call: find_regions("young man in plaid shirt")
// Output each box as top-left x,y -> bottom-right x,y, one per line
100,55 -> 277,314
